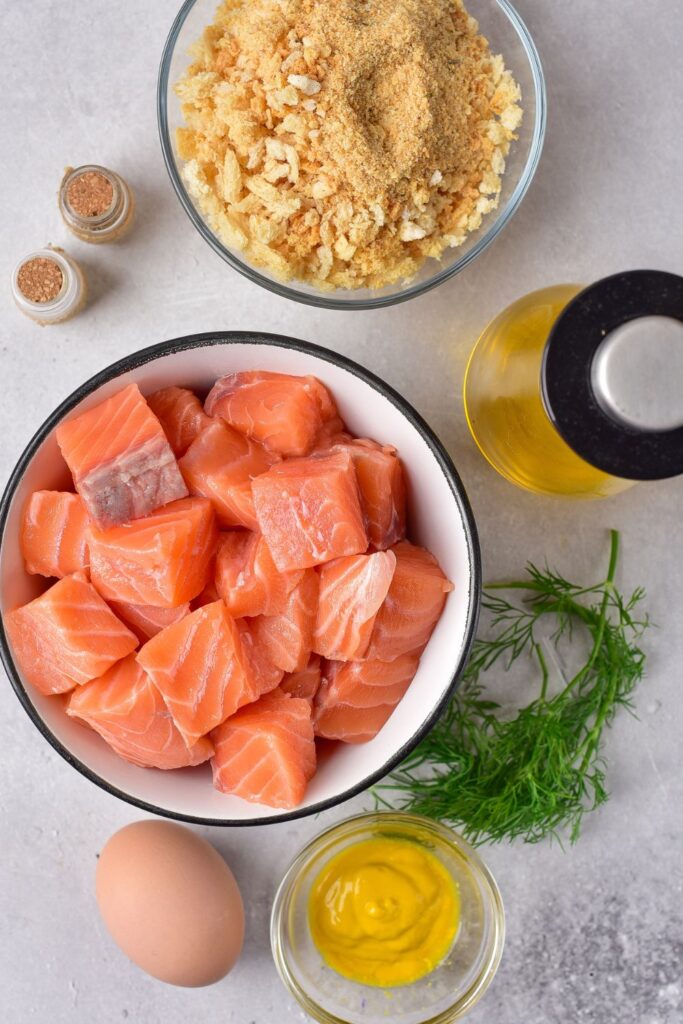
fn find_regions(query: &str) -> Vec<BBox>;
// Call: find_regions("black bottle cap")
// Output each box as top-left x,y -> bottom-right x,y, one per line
541,270 -> 683,481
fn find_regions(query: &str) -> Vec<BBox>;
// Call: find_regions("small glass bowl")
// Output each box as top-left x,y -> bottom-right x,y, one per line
270,812 -> 505,1023
157,0 -> 546,310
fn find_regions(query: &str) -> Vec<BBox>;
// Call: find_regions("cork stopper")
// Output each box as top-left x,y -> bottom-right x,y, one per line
16,257 -> 64,304
59,164 -> 134,243
66,170 -> 114,219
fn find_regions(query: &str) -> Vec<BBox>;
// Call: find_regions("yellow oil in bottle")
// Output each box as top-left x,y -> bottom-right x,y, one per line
463,285 -> 634,498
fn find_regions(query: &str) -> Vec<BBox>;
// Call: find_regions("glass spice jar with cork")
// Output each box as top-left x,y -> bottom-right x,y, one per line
11,247 -> 87,326
463,270 -> 683,498
58,164 -> 135,243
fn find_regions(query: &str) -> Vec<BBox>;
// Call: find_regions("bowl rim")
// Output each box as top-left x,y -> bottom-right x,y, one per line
0,332 -> 481,826
157,0 -> 547,311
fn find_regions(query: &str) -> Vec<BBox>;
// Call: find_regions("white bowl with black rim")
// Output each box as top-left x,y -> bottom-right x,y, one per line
0,334 -> 480,825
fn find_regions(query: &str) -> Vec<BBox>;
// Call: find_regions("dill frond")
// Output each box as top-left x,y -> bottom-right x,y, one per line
379,530 -> 648,845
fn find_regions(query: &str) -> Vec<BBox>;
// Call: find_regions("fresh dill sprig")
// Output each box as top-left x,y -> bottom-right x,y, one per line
379,530 -> 648,846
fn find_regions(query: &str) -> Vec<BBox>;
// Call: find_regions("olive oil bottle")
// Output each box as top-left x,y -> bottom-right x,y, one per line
464,271 -> 683,498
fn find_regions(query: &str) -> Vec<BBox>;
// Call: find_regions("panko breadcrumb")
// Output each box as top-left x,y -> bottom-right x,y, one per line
175,0 -> 523,291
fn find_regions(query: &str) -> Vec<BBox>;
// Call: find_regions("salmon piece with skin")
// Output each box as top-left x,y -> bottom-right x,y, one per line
89,497 -> 218,608
55,383 -> 188,529
211,688 -> 316,809
313,551 -> 396,661
252,450 -> 368,572
215,531 -> 304,618
108,600 -> 191,642
365,541 -> 453,661
137,600 -> 260,747
179,419 -> 279,530
4,572 -> 138,696
147,386 -> 212,457
206,370 -> 339,457
20,491 -> 90,578
313,654 -> 420,743
67,655 -> 213,770
250,569 -> 319,673
281,653 -> 322,704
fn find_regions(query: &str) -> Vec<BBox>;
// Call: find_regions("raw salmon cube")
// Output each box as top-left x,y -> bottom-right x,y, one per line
179,420 -> 279,530
365,541 -> 453,661
211,688 -> 316,809
21,491 -> 90,578
312,415 -> 347,450
191,580 -> 220,609
237,619 -> 284,695
4,572 -> 138,696
313,654 -> 421,743
137,600 -> 260,746
89,497 -> 218,608
67,654 -> 213,770
343,439 -> 407,550
215,531 -> 304,618
281,654 -> 322,704
147,386 -> 212,457
250,569 -> 319,673
314,435 -> 407,550
55,383 -> 188,529
206,371 -> 339,457
108,600 -> 191,642
252,451 -> 368,571
314,550 -> 396,661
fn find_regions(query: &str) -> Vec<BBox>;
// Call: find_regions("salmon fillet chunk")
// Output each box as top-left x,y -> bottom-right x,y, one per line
365,541 -> 453,661
237,619 -> 285,695
215,530 -> 304,618
313,654 -> 420,743
4,572 -> 138,696
314,550 -> 396,661
206,370 -> 338,457
250,569 -> 319,673
137,600 -> 261,747
252,450 -> 368,571
281,654 -> 322,704
211,688 -> 316,809
147,386 -> 212,457
67,654 -> 214,770
108,601 -> 191,642
179,419 -> 280,530
21,490 -> 90,578
89,497 -> 218,608
328,437 -> 407,551
55,383 -> 188,529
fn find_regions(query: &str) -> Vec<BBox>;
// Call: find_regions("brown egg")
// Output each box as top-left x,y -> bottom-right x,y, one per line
96,820 -> 244,987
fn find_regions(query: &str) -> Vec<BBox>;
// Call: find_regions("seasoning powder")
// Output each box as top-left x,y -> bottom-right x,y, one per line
66,170 -> 115,219
16,257 -> 64,304
175,0 -> 522,289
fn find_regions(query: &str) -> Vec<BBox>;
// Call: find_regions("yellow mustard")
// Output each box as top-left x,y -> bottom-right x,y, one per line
308,837 -> 460,987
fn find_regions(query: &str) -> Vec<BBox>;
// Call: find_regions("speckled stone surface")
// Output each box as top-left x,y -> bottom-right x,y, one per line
1,1 -> 683,1022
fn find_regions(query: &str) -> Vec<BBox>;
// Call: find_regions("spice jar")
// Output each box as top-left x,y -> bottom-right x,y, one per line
12,247 -> 87,326
58,165 -> 135,243
463,270 -> 683,498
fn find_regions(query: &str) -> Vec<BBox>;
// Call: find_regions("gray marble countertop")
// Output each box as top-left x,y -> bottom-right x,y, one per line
1,1 -> 682,1022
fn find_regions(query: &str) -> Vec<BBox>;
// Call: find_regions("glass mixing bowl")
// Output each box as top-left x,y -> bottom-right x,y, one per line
270,812 -> 505,1023
158,0 -> 546,310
